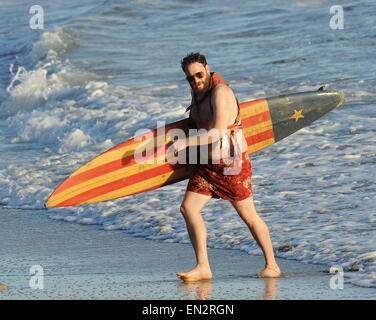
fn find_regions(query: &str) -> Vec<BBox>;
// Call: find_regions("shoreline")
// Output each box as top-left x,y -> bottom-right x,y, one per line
0,207 -> 375,300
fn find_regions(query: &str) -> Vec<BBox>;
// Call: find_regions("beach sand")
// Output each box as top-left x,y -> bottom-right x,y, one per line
0,207 -> 374,300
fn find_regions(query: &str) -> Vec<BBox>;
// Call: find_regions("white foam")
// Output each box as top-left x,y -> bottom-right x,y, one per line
58,129 -> 93,153
31,28 -> 76,63
3,66 -> 49,116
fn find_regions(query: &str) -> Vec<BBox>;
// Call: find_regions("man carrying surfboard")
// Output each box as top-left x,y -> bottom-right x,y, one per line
171,53 -> 281,281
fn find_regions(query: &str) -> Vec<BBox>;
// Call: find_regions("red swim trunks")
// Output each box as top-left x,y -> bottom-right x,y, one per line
187,152 -> 252,202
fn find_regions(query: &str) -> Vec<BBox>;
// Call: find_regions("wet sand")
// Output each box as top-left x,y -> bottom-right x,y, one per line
0,207 -> 375,300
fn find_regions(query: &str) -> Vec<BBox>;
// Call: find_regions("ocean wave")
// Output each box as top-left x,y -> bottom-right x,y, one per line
31,28 -> 76,63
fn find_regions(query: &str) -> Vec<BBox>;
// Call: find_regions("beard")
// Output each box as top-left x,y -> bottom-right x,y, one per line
191,72 -> 211,96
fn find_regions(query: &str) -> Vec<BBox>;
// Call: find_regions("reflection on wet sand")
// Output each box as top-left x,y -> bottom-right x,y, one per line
261,278 -> 279,300
178,280 -> 213,300
177,277 -> 280,300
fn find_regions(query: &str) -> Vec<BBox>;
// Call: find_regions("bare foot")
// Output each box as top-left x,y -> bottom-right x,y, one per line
176,265 -> 212,282
257,264 -> 281,278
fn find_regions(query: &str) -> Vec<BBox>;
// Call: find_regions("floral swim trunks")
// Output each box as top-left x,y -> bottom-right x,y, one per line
187,152 -> 253,202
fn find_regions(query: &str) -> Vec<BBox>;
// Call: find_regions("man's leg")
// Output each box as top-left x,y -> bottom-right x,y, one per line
231,196 -> 281,277
177,191 -> 212,281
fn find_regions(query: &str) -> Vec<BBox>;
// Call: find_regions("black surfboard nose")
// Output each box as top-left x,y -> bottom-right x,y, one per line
335,90 -> 345,108
268,90 -> 345,143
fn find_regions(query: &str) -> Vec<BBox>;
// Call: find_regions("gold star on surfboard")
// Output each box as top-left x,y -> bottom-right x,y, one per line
290,109 -> 304,122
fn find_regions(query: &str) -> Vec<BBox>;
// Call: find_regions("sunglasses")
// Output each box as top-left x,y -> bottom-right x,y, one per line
186,72 -> 205,83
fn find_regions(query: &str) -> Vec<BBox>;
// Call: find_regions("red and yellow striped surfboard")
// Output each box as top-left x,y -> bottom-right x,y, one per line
45,89 -> 344,207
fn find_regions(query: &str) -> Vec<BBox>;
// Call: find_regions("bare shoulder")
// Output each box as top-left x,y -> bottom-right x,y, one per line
211,84 -> 237,109
212,83 -> 234,98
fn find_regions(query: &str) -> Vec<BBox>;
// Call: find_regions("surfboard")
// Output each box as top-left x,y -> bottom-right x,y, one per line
45,88 -> 344,208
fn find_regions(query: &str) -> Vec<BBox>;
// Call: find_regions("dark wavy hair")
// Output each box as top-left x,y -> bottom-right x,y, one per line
180,52 -> 207,72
